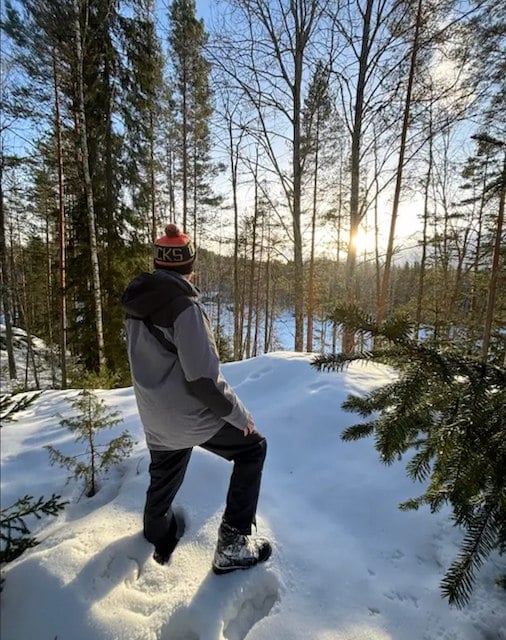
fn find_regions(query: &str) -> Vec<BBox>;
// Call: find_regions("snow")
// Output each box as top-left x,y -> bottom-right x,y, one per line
0,323 -> 60,393
1,352 -> 505,640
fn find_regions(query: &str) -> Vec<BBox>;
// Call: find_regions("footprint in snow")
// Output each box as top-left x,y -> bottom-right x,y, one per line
247,367 -> 273,381
160,568 -> 281,640
308,382 -> 332,394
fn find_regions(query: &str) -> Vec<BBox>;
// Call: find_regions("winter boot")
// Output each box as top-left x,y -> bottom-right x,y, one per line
153,509 -> 185,565
212,520 -> 272,574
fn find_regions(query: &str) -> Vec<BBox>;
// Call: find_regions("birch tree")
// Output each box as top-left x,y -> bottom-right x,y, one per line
0,151 -> 17,380
331,0 -> 408,352
211,0 -> 330,351
302,61 -> 332,352
376,0 -> 425,325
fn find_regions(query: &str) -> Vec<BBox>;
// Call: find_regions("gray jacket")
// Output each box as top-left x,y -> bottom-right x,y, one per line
122,269 -> 251,450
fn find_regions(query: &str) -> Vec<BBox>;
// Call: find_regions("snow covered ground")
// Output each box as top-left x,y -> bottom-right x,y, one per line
1,352 -> 505,640
0,322 -> 60,393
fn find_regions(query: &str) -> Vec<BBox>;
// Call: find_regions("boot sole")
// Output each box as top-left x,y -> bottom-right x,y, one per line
212,564 -> 252,575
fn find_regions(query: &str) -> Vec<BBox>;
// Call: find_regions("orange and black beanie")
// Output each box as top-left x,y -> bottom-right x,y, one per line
154,224 -> 196,274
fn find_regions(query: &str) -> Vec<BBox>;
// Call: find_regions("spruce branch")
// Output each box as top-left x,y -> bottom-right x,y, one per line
441,504 -> 499,608
313,304 -> 506,607
405,449 -> 433,483
341,421 -> 375,441
0,393 -> 42,426
0,494 -> 67,565
312,351 -> 371,372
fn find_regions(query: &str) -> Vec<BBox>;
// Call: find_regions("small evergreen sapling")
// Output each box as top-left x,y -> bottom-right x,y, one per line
312,305 -> 506,608
1,390 -> 67,588
45,389 -> 134,497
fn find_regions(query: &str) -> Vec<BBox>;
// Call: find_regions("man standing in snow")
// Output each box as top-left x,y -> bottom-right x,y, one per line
122,224 -> 271,573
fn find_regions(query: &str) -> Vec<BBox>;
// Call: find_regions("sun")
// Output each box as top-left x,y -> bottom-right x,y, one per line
351,226 -> 376,255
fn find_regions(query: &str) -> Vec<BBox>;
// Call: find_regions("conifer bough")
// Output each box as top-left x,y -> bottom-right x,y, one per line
312,305 -> 506,608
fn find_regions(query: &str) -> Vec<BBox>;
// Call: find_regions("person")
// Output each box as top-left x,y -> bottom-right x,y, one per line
122,224 -> 271,573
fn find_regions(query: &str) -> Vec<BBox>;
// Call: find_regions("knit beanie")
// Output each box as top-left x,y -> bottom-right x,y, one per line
153,224 -> 196,274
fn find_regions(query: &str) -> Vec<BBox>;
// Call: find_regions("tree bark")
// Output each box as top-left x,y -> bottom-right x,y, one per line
343,0 -> 374,353
245,164 -> 259,358
225,106 -> 244,360
53,49 -> 67,388
377,0 -> 424,325
306,107 -> 320,352
74,0 -> 106,372
0,152 -> 17,380
415,119 -> 433,336
182,66 -> 188,231
150,109 -> 157,242
481,150 -> 505,361
292,2 -> 305,351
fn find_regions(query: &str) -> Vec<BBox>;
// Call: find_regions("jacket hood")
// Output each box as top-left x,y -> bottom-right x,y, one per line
122,270 -> 197,318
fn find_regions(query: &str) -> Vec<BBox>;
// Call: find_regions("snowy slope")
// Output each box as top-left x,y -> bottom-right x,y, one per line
1,353 -> 504,640
0,322 -> 60,392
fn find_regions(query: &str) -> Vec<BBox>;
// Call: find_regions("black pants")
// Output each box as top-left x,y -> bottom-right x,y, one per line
143,423 -> 267,545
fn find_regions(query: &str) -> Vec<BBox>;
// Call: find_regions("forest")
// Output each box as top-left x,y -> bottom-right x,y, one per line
1,0 -> 505,388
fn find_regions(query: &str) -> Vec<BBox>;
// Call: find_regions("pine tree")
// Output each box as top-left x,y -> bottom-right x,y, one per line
45,389 -> 134,497
119,0 -> 165,245
168,0 -> 215,240
301,60 -> 332,352
3,0 -> 167,379
458,137 -> 506,363
312,306 -> 506,607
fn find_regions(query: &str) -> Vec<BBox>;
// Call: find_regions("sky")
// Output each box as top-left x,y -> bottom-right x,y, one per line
2,0 -> 475,266
1,325 -> 505,640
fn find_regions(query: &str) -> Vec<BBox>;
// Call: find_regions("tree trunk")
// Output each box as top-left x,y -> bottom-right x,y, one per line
224,107 -> 246,361
439,132 -> 452,337
306,108 -> 320,353
469,153 -> 488,349
292,9 -> 304,352
253,213 -> 265,357
167,142 -> 176,225
245,171 -> 259,358
88,411 -> 96,497
229,118 -> 242,360
343,0 -> 374,354
372,134 -> 381,314
193,145 -> 198,248
481,151 -> 505,361
182,68 -> 188,231
150,109 -> 157,242
44,210 -> 57,387
416,123 -> 433,337
377,0 -> 424,325
264,218 -> 272,354
53,49 -> 67,388
74,0 -> 106,372
239,236 -> 248,357
0,152 -> 17,380
18,268 -> 40,391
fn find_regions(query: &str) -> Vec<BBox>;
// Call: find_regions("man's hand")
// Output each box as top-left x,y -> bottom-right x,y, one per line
243,416 -> 257,437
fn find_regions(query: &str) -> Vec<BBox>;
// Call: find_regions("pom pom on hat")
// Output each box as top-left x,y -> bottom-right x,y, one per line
154,224 -> 196,274
165,223 -> 181,237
